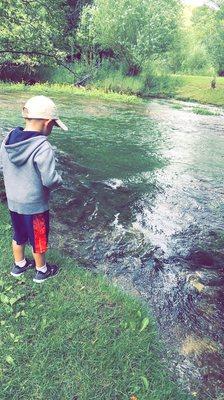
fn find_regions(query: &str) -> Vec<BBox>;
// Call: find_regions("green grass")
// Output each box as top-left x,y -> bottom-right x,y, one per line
192,107 -> 220,116
0,203 -> 192,400
171,104 -> 183,110
0,82 -> 144,105
94,72 -> 144,96
2,74 -> 223,108
92,69 -> 181,99
175,75 -> 224,107
91,72 -> 224,107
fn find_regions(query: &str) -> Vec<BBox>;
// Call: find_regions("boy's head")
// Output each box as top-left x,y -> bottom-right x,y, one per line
22,95 -> 68,135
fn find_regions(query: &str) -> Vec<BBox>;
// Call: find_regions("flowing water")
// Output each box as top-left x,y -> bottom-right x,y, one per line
0,92 -> 224,399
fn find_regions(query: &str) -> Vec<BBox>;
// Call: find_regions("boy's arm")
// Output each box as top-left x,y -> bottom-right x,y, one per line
34,144 -> 63,190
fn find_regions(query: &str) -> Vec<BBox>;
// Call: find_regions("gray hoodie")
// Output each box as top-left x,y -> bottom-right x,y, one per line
0,128 -> 62,214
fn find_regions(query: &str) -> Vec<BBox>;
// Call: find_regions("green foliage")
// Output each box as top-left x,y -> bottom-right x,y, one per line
93,68 -> 144,95
171,103 -> 183,109
0,0 -> 92,70
192,107 -> 220,116
211,6 -> 224,73
77,0 -> 181,73
35,65 -> 75,84
140,67 -> 182,97
0,0 -> 65,66
181,45 -> 213,74
1,0 -> 224,93
184,4 -> 224,74
91,64 -> 182,98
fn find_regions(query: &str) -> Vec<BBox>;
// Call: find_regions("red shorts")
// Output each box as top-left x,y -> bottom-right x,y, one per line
9,210 -> 49,254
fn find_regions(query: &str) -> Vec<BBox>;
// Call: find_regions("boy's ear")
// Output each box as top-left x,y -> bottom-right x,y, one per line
22,107 -> 29,118
46,119 -> 54,126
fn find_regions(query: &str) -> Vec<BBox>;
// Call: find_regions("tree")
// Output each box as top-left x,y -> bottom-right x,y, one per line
0,0 -> 92,72
211,5 -> 224,73
191,4 -> 224,73
0,0 -> 62,66
77,0 -> 181,74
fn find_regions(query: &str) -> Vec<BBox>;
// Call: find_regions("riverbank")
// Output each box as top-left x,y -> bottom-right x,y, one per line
94,73 -> 224,107
175,75 -> 224,107
0,203 -> 191,400
93,73 -> 224,107
0,82 -> 144,105
1,74 -> 223,107
0,85 -> 223,399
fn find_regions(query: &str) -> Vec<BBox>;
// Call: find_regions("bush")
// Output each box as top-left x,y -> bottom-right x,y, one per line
140,69 -> 182,97
180,46 -> 214,76
93,68 -> 144,95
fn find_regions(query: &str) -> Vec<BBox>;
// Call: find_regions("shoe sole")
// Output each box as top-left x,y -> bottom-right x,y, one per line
10,271 -> 25,277
10,261 -> 34,277
33,269 -> 59,283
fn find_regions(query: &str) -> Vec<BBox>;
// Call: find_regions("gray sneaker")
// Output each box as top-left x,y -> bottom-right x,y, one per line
33,263 -> 59,283
11,259 -> 35,277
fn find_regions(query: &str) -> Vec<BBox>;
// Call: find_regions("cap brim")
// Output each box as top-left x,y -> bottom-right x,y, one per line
54,118 -> 68,131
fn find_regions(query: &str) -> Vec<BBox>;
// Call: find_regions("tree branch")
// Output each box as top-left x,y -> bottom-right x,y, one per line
0,49 -> 76,77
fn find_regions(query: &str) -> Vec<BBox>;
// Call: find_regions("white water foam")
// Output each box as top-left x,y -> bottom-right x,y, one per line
103,178 -> 125,189
110,213 -> 124,232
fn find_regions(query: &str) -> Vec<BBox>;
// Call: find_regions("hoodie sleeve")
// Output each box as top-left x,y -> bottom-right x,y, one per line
0,140 -> 5,171
0,142 -> 3,170
34,144 -> 63,190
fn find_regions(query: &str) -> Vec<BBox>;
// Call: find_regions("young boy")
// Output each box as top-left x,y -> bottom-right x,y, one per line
0,95 -> 68,283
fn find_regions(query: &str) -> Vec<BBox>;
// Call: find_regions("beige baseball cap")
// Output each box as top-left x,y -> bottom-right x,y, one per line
22,95 -> 68,131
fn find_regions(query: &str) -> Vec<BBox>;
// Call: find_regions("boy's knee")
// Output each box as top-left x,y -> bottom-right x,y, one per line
12,240 -> 26,247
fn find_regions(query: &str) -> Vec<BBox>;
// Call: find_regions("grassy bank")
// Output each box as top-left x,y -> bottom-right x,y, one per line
0,82 -> 144,105
91,72 -> 224,107
175,75 -> 224,107
1,74 -> 223,107
0,203 -> 192,400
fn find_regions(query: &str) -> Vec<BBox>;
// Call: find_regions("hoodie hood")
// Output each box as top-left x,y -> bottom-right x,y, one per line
4,127 -> 47,166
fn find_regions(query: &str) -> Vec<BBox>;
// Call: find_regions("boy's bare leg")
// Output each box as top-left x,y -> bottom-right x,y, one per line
12,240 -> 26,262
32,251 -> 46,269
12,240 -> 46,268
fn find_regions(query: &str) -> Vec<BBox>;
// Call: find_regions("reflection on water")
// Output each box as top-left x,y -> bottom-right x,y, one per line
0,93 -> 224,399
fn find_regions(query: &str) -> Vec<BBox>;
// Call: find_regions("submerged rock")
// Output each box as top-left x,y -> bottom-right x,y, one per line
186,250 -> 214,267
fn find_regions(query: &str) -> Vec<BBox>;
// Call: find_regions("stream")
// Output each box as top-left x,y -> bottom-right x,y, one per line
0,92 -> 224,400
